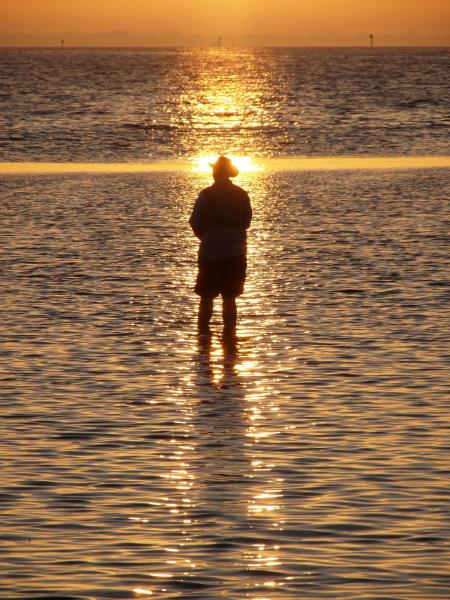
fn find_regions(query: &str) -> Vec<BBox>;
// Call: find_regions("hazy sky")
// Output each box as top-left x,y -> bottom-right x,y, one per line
2,0 -> 449,45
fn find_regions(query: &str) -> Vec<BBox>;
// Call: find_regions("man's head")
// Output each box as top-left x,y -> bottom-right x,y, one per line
210,156 -> 239,181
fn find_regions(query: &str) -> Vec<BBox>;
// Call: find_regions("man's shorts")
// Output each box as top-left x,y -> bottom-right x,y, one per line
194,255 -> 247,298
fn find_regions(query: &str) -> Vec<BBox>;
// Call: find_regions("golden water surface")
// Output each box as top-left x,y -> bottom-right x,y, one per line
1,165 -> 449,599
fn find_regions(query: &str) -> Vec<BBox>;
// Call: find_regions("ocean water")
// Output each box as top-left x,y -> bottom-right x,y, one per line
1,48 -> 450,599
0,47 -> 449,161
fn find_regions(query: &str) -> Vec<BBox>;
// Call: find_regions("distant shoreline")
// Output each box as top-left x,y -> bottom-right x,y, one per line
1,45 -> 449,49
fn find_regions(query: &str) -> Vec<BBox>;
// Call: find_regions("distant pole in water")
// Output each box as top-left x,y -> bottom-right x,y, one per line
369,34 -> 374,48
61,39 -> 64,49
218,36 -> 222,48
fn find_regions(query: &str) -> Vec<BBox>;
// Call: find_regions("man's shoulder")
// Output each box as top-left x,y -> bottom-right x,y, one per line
230,183 -> 250,198
199,185 -> 215,197
200,182 -> 249,200
196,186 -> 213,202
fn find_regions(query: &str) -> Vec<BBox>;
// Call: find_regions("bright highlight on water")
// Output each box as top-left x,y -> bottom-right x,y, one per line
2,156 -> 449,174
192,155 -> 262,173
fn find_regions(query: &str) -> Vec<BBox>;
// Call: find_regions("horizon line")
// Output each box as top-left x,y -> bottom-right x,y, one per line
1,44 -> 449,49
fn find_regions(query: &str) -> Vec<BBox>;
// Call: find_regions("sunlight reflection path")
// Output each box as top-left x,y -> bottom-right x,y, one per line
68,163 -> 301,598
126,167 -> 296,597
179,171 -> 295,597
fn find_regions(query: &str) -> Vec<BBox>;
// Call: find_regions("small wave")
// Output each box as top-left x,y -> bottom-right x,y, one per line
212,110 -> 238,117
122,122 -> 175,131
397,98 -> 438,109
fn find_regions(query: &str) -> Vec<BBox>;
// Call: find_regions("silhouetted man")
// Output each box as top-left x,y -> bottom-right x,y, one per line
189,156 -> 252,337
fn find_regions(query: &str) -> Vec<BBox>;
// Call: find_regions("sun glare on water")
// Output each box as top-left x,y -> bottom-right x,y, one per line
192,155 -> 262,174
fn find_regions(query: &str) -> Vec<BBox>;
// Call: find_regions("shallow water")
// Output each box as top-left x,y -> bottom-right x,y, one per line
1,168 -> 449,598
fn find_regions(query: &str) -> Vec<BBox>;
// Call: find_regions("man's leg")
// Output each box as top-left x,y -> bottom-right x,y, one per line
198,295 -> 213,332
222,295 -> 237,336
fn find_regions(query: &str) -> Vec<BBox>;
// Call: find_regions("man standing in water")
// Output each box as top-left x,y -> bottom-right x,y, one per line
189,156 -> 252,337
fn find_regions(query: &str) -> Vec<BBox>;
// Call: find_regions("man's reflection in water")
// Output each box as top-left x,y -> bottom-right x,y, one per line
187,336 -> 285,593
196,332 -> 241,391
193,332 -> 249,522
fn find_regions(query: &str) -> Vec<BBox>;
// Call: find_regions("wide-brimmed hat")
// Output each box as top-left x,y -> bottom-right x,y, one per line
209,155 -> 239,178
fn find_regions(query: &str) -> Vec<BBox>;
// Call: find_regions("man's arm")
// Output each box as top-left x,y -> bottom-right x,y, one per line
243,193 -> 252,229
189,192 -> 205,239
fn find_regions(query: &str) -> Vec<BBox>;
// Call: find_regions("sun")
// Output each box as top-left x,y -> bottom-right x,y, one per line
192,155 -> 262,174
